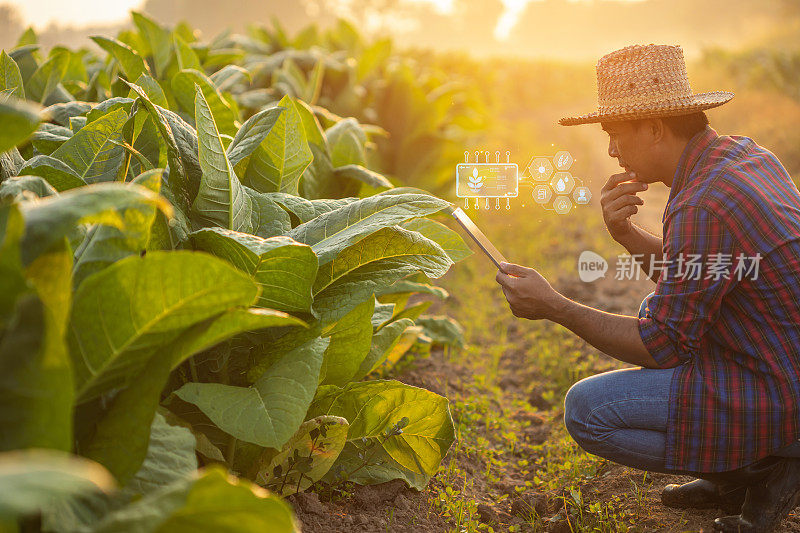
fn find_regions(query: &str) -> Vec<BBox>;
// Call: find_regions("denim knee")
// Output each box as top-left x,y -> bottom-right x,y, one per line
564,378 -> 593,448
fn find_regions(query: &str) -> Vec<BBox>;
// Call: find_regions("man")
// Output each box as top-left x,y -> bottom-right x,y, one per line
496,43 -> 800,532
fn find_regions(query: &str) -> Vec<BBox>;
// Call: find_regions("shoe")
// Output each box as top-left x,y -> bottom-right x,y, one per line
661,478 -> 746,514
712,457 -> 800,533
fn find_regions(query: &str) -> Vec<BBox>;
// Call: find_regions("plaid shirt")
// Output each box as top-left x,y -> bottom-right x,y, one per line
638,126 -> 800,473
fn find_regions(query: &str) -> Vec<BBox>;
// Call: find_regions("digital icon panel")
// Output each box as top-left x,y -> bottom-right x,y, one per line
455,163 -> 519,198
457,148 -> 592,214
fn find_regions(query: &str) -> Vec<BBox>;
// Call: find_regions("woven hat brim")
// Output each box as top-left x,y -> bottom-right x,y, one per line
558,91 -> 734,126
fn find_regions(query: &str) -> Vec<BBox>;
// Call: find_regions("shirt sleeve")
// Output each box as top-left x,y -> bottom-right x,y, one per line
638,205 -> 739,368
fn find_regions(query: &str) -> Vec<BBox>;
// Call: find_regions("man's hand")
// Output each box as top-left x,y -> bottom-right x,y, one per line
601,171 -> 648,243
495,262 -> 563,320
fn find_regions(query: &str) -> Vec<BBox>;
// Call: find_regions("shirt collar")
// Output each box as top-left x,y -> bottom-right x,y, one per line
663,126 -> 719,222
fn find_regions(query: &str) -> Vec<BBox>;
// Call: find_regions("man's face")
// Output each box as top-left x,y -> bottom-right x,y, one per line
601,120 -> 658,182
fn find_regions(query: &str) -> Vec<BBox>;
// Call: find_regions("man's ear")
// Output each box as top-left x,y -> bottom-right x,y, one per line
647,118 -> 666,144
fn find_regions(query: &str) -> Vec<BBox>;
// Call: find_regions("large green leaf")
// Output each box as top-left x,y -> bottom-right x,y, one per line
352,318 -> 413,381
85,97 -> 133,125
17,154 -> 86,191
0,176 -> 57,202
270,193 -> 357,225
125,80 -> 200,213
91,36 -> 150,81
0,296 -> 46,449
0,97 -> 41,153
191,84 -> 252,232
0,147 -> 24,181
209,65 -> 251,93
41,411 -> 198,532
68,251 -> 260,402
42,101 -> 92,127
308,380 -> 455,489
400,218 -> 473,262
128,74 -> 168,109
243,95 -> 312,195
0,50 -> 24,98
121,411 -> 198,497
27,49 -> 69,103
289,193 -> 450,265
298,143 -> 335,199
131,11 -> 172,78
92,466 -> 298,532
19,182 -> 171,265
50,106 -> 127,183
173,34 -> 201,71
247,295 -> 375,387
416,315 -> 466,349
0,450 -> 115,520
313,225 -> 451,294
174,337 -> 329,449
9,44 -> 38,86
72,170 -> 163,287
288,192 -> 450,265
245,187 -> 292,238
374,278 -> 449,300
172,69 -> 238,136
84,307 -> 304,483
295,98 -> 326,150
0,205 -> 28,325
333,164 -> 393,190
31,122 -> 72,155
317,296 -> 374,386
326,118 -> 366,167
227,106 -> 284,169
190,228 -> 317,313
254,415 -> 348,495
311,226 -> 453,324
0,231 -> 74,453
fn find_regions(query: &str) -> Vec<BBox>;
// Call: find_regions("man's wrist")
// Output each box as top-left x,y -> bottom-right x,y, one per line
613,223 -> 641,251
546,291 -> 572,324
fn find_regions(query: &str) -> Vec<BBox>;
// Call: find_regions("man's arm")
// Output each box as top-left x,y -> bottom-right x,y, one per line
600,172 -> 663,282
495,263 -> 662,369
550,294 -> 660,368
616,222 -> 664,283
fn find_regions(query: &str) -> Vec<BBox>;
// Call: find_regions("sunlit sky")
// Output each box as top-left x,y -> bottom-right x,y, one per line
6,0 -> 146,28
5,0 -> 643,38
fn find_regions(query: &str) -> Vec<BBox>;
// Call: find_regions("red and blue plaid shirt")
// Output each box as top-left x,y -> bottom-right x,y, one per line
638,126 -> 800,473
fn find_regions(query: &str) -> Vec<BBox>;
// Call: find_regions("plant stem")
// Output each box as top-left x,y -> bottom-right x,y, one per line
189,357 -> 199,382
225,434 -> 237,466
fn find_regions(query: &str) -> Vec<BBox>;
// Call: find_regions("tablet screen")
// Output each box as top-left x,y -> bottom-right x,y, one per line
450,207 -> 507,268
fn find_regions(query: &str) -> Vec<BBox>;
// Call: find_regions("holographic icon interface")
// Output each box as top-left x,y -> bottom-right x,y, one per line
520,149 -> 591,215
456,151 -> 518,210
457,148 -> 591,214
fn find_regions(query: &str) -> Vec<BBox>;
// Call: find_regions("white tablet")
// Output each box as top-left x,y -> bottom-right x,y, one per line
449,207 -> 508,269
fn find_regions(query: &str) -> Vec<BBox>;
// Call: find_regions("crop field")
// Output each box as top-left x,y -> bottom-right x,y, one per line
1,10 -> 800,533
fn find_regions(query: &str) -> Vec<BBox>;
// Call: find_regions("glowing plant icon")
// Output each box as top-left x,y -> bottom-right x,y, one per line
468,166 -> 484,191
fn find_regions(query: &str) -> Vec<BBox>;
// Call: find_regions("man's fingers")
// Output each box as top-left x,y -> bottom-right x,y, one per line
603,181 -> 648,204
496,270 -> 515,287
609,205 -> 638,221
607,194 -> 644,213
498,262 -> 530,277
602,171 -> 637,191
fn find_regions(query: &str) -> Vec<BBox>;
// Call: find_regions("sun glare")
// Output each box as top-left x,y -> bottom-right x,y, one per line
494,0 -> 530,41
407,0 -> 456,14
7,0 -> 145,29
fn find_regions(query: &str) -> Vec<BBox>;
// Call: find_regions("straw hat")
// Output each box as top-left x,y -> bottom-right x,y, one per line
559,44 -> 734,126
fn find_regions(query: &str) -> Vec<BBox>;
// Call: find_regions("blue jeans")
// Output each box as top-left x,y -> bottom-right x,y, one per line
563,291 -> 800,474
